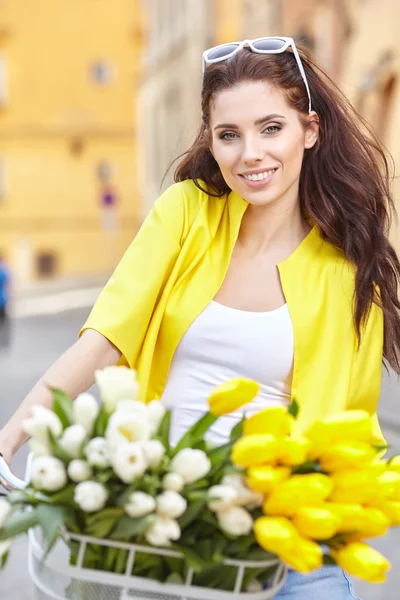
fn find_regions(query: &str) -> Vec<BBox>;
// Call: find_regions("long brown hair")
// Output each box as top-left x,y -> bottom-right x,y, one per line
173,48 -> 400,373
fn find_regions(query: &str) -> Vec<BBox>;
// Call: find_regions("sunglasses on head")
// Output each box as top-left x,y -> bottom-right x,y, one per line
202,36 -> 312,113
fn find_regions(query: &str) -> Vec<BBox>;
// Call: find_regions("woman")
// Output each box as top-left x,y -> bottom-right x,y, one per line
1,38 -> 400,598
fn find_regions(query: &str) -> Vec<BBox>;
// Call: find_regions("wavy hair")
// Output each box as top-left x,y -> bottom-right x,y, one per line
172,48 -> 400,373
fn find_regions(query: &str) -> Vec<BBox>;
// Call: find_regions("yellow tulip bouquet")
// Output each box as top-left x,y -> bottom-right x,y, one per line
231,393 -> 398,584
0,367 -> 397,594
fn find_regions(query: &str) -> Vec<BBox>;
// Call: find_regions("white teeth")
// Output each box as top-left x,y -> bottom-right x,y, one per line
242,169 -> 276,181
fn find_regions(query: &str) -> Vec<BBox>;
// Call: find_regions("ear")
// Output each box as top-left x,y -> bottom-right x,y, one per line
304,111 -> 319,149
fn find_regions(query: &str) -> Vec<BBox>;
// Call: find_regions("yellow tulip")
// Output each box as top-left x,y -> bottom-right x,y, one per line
386,455 -> 400,473
293,506 -> 342,540
377,471 -> 400,501
231,434 -> 278,468
345,507 -> 389,539
254,516 -> 299,555
280,536 -> 323,573
318,441 -> 376,472
243,407 -> 293,437
332,542 -> 391,583
208,377 -> 260,416
247,465 -> 291,494
377,500 -> 400,525
263,474 -> 333,517
254,516 -> 323,573
306,410 -> 373,447
277,436 -> 312,466
327,502 -> 365,532
330,470 -> 379,504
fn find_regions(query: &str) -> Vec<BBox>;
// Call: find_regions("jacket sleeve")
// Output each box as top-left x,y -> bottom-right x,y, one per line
79,183 -> 187,368
347,301 -> 385,443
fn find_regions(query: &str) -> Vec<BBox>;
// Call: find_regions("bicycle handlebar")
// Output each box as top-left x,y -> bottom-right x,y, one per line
0,455 -> 27,491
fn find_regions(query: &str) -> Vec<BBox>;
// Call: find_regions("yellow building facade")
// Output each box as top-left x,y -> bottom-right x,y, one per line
0,0 -> 143,284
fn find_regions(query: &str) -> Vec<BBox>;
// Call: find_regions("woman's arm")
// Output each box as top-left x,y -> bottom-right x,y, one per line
0,329 -> 121,463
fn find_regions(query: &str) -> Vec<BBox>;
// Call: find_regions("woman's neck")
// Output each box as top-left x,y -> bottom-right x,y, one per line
237,199 -> 311,260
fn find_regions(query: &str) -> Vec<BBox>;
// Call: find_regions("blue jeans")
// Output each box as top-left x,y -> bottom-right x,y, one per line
274,566 -> 361,599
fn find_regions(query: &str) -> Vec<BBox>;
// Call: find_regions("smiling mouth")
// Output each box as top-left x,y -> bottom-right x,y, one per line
239,168 -> 278,182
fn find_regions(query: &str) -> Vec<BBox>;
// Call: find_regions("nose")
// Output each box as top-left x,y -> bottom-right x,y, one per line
242,135 -> 264,164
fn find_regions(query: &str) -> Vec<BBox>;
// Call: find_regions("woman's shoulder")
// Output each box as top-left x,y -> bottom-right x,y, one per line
156,179 -> 224,239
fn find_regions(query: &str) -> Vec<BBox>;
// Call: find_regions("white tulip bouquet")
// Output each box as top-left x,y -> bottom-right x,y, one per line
0,367 -> 282,594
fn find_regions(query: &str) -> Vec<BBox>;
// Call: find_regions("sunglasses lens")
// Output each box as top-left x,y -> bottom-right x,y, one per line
252,38 -> 286,51
206,44 -> 240,61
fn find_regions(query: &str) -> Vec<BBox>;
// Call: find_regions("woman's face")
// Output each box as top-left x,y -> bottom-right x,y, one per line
209,81 -> 318,208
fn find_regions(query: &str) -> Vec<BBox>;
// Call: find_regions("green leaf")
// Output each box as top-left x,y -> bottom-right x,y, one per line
48,429 -> 72,463
115,548 -> 129,574
288,399 -> 299,419
85,507 -> 124,538
156,410 -> 171,452
323,554 -> 337,565
36,504 -> 72,559
292,461 -> 325,475
178,499 -> 206,530
373,444 -> 390,453
48,484 -> 76,506
94,405 -> 109,437
0,509 -> 39,541
1,551 -> 8,568
110,514 -> 156,541
170,544 -> 208,573
50,387 -> 74,429
230,416 -> 245,441
103,546 -> 119,572
172,413 -> 218,456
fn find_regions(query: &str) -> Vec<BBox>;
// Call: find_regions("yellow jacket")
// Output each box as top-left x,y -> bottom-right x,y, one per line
81,180 -> 384,438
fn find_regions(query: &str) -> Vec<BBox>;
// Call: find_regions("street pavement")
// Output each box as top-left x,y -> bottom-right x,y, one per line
0,305 -> 399,599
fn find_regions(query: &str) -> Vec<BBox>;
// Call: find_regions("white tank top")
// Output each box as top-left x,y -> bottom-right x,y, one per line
161,301 -> 294,446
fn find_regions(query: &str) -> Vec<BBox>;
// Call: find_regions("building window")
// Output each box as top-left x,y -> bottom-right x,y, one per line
0,53 -> 8,107
89,60 -> 115,85
36,252 -> 58,278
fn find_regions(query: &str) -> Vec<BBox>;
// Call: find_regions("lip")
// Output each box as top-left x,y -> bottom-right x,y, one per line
240,167 -> 278,176
238,167 -> 278,189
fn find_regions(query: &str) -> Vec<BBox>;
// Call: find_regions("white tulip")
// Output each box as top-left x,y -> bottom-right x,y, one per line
95,366 -> 139,413
246,580 -> 263,593
116,400 -> 148,420
162,473 -> 185,493
29,438 -> 53,457
145,516 -> 181,547
59,424 -> 87,459
84,437 -> 111,469
105,412 -> 151,449
0,540 -> 12,558
0,498 -> 12,528
67,459 -> 92,483
31,456 -> 67,492
111,442 -> 147,483
73,393 -> 99,433
156,491 -> 187,519
124,491 -> 156,518
23,405 -> 63,441
140,440 -> 166,468
147,400 -> 166,435
221,474 -> 263,510
207,485 -> 238,512
74,481 -> 108,513
217,506 -> 253,537
169,449 -> 211,484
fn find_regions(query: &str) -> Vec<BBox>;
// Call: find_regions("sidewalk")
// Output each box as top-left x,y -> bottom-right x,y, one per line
10,273 -> 110,319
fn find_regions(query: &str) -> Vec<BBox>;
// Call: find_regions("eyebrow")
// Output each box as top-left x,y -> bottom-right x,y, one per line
213,113 -> 286,131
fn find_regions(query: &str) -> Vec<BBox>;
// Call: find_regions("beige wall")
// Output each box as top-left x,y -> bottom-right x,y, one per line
0,0 -> 143,283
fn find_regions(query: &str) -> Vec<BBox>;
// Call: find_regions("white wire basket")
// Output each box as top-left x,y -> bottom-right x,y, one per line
28,526 -> 287,600
1,455 -> 287,600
